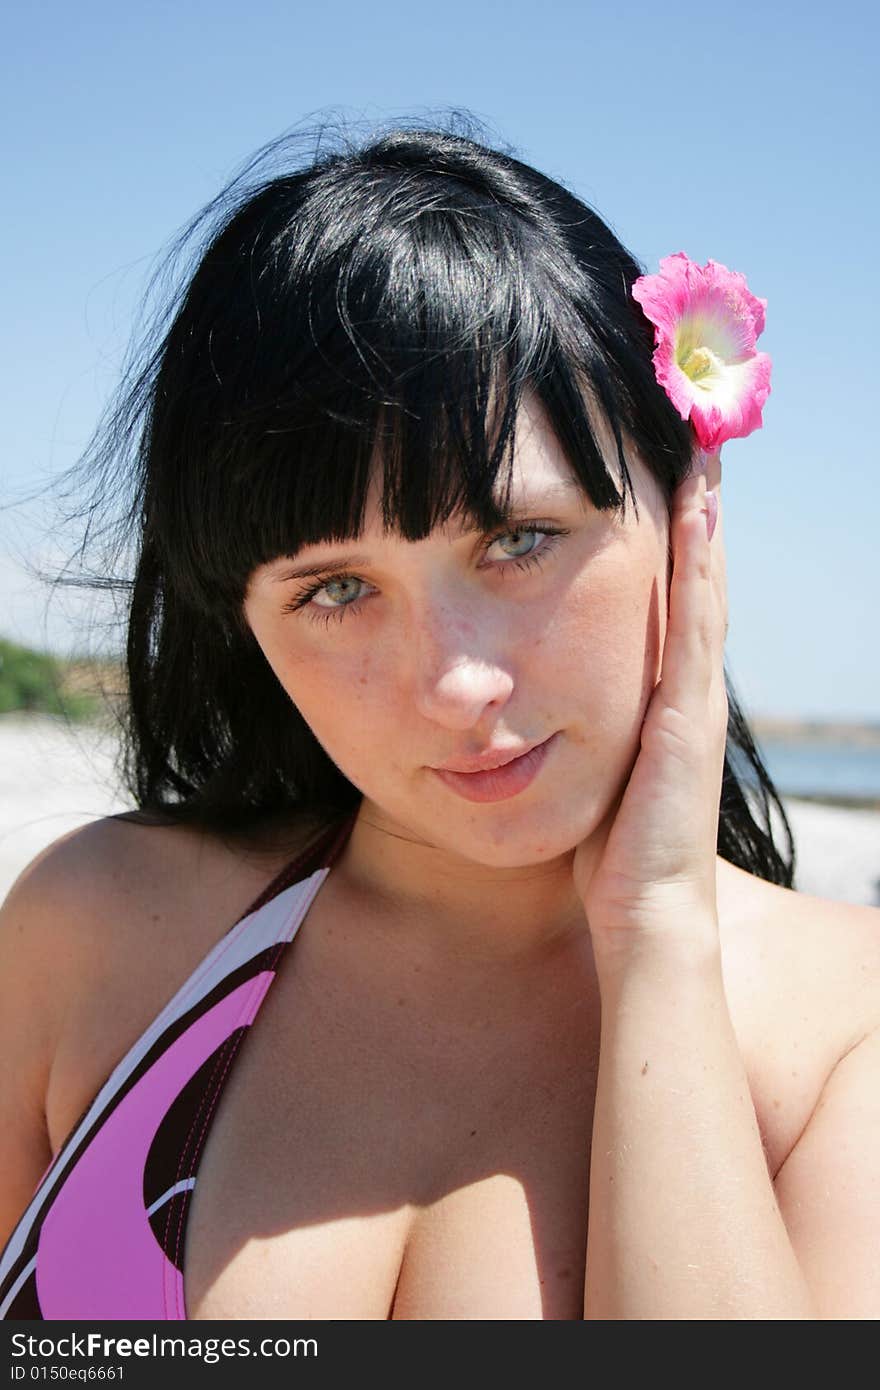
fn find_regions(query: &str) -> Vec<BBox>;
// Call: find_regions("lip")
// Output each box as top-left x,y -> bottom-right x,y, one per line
428,732 -> 559,804
432,736 -> 549,775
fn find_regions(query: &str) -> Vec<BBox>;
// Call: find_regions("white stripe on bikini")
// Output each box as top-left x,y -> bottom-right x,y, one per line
0,867 -> 329,1290
146,1177 -> 197,1218
0,1255 -> 36,1319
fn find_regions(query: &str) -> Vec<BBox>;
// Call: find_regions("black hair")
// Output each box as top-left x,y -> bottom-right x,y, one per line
31,111 -> 795,883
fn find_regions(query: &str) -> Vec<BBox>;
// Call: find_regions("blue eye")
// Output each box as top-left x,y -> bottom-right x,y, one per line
488,528 -> 542,561
282,522 -> 568,629
313,576 -> 364,609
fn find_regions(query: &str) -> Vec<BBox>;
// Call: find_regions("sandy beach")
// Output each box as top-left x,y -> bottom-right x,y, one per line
0,712 -> 878,909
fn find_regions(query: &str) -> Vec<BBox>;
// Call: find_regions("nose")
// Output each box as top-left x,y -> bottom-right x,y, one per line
410,594 -> 515,731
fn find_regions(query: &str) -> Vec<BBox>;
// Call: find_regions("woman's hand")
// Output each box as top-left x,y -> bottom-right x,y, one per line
573,449 -> 728,965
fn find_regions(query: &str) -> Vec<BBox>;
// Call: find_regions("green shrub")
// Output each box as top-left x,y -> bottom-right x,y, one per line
0,638 -> 104,722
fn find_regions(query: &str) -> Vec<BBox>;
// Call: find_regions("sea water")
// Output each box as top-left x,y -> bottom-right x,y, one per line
756,739 -> 880,803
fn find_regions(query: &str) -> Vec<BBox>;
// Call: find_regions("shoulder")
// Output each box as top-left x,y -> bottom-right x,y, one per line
1,815 -> 224,994
4,805 -> 324,928
778,878 -> 878,1035
720,857 -> 880,1072
0,817 -> 143,1047
1,809 -> 321,1150
0,818 -> 198,1087
2,806 -> 327,995
714,860 -> 880,1177
0,817 -> 152,1240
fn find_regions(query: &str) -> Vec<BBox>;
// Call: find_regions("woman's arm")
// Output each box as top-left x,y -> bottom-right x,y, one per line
574,457 -> 811,1316
584,931 -> 814,1319
574,453 -> 879,1318
0,853 -> 64,1250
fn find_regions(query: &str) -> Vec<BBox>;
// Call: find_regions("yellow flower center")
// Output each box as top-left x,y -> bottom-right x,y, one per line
679,344 -> 723,385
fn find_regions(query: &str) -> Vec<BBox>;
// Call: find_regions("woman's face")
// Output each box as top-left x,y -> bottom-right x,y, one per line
243,390 -> 671,874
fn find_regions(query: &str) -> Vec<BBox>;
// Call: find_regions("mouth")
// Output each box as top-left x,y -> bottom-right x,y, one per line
431,736 -> 550,776
427,732 -> 560,804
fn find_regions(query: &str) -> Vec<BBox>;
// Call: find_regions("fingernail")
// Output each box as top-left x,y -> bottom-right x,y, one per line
705,490 -> 718,542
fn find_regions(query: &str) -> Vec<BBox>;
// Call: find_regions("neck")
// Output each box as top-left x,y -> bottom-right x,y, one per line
333,797 -> 602,975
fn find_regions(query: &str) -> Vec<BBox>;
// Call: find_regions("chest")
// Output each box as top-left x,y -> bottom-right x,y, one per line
181,927 -> 601,1319
170,920 -> 827,1320
45,868 -> 845,1322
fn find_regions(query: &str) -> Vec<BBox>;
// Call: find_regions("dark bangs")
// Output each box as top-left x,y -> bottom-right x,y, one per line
143,129 -> 692,630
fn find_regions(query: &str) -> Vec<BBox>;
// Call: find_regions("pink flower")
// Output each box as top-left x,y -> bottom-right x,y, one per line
631,252 -> 772,453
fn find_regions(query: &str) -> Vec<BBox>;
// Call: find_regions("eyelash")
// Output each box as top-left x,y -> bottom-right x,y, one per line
280,523 -> 569,629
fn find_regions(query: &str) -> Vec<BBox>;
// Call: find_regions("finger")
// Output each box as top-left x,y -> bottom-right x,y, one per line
690,447 -> 728,653
703,450 -> 729,647
659,465 -> 715,716
703,448 -> 722,494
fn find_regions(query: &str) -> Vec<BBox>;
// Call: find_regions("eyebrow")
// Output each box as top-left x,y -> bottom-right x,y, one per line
268,483 -> 583,583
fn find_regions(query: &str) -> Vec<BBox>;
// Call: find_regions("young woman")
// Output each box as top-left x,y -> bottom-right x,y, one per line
1,123 -> 878,1321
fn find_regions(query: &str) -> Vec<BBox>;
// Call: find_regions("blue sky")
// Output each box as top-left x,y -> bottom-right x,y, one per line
1,0 -> 877,720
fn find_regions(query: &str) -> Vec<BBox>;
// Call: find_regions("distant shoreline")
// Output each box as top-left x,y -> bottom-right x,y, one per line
783,791 -> 880,813
752,718 -> 880,749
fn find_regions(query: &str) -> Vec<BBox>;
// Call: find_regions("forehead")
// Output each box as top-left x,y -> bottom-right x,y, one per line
252,386 -> 664,588
362,391 -> 591,525
377,381 -> 635,527
269,393 -> 592,578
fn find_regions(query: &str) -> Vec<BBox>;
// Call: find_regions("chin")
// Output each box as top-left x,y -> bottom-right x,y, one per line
428,797 -> 603,870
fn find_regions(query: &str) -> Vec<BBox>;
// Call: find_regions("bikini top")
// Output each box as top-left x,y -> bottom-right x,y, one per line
0,810 -> 357,1321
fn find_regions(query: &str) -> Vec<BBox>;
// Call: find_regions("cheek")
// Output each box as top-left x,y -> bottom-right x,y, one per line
271,641 -> 389,769
546,555 -> 665,735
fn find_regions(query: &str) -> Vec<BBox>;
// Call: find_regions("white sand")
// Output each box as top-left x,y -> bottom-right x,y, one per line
776,799 -> 879,908
0,714 -> 132,902
0,713 -> 878,909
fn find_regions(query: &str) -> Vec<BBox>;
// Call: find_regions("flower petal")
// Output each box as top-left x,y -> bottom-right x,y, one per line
687,352 -> 772,451
631,252 -> 771,450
